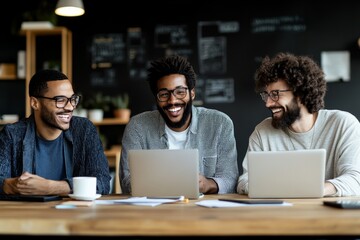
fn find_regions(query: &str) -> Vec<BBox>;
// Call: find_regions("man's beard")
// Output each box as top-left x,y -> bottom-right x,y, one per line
157,98 -> 192,129
41,107 -> 70,131
271,98 -> 300,129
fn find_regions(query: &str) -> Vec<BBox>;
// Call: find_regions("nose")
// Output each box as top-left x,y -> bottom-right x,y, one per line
167,92 -> 178,103
64,99 -> 75,110
264,96 -> 275,108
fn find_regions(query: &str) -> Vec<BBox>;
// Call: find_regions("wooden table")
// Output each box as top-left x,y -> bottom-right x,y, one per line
1,194 -> 360,238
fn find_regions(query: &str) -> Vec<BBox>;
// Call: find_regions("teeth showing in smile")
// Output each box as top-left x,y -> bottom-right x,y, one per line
272,108 -> 281,114
58,114 -> 70,120
168,107 -> 181,112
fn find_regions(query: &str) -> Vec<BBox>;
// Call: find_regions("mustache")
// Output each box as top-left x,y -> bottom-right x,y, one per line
269,106 -> 283,111
57,109 -> 73,114
163,103 -> 185,111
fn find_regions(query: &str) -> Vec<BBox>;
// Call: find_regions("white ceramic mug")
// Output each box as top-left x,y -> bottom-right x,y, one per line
72,176 -> 97,197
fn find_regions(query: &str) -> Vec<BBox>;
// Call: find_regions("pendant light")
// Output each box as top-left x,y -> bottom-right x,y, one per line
55,0 -> 85,17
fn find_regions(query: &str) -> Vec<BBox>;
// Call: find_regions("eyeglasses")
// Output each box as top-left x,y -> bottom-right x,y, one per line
157,87 -> 188,102
260,89 -> 291,102
35,94 -> 81,108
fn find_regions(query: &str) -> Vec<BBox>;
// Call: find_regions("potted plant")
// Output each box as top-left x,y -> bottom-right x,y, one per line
85,92 -> 111,122
11,0 -> 58,35
111,93 -> 131,122
72,93 -> 87,118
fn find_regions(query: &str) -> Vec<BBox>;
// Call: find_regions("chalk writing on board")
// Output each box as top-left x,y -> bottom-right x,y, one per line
197,21 -> 236,75
194,78 -> 205,106
198,37 -> 227,75
91,33 -> 125,65
199,21 -> 240,37
204,78 -> 234,103
219,21 -> 239,33
90,68 -> 118,87
155,25 -> 190,47
127,27 -> 147,80
165,48 -> 193,59
252,15 -> 306,33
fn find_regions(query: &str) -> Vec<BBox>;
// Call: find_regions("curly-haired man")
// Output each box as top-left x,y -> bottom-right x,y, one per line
237,52 -> 360,197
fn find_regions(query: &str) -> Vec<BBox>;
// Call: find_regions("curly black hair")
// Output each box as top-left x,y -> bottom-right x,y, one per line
254,52 -> 327,113
147,55 -> 197,97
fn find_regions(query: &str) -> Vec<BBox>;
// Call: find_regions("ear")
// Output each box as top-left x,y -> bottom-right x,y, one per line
296,96 -> 303,105
30,96 -> 40,111
190,88 -> 195,100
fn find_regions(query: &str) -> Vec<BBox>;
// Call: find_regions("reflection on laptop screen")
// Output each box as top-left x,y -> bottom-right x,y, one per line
129,149 -> 201,199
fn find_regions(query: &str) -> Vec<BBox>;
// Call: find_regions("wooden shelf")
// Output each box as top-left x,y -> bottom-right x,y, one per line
0,78 -> 25,80
104,145 -> 122,194
0,120 -> 17,125
91,118 -> 128,126
1,118 -> 129,126
104,145 -> 122,168
21,27 -> 72,117
0,76 -> 17,80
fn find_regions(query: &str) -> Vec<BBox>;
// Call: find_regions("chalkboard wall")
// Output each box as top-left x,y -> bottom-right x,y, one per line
2,1 -> 360,173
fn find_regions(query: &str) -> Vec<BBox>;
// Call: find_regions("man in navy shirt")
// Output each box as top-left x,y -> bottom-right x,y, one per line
0,69 -> 111,196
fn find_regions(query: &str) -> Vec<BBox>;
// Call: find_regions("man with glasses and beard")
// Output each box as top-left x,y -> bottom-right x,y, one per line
120,55 -> 238,195
0,69 -> 111,196
237,52 -> 360,197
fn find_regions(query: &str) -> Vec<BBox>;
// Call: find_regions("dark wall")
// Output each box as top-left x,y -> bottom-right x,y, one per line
1,1 -> 360,173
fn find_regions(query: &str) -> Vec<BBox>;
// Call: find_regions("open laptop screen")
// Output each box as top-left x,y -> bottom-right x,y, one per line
129,149 -> 200,199
248,149 -> 326,198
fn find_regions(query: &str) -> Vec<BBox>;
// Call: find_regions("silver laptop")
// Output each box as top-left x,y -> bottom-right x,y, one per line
128,149 -> 201,199
247,149 -> 326,198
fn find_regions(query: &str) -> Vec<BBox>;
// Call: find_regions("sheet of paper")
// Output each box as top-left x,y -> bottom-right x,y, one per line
321,51 -> 350,82
95,197 -> 182,207
195,200 -> 293,208
61,201 -> 94,207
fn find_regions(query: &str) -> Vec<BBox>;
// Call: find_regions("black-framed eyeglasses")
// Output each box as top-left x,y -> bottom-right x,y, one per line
34,94 -> 81,108
156,87 -> 188,102
260,89 -> 291,102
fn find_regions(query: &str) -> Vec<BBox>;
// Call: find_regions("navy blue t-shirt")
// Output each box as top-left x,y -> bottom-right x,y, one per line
34,132 -> 66,180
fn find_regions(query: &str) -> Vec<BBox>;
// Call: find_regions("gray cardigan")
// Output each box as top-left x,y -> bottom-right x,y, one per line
120,106 -> 239,194
0,115 -> 111,195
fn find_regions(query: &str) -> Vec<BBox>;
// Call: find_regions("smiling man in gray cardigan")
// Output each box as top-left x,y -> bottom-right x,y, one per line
0,69 -> 111,196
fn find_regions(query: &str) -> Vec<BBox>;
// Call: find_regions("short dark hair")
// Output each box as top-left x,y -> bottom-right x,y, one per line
147,55 -> 197,96
254,52 -> 327,113
29,69 -> 69,97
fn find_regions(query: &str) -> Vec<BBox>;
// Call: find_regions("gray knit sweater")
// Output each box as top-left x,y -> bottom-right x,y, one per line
120,106 -> 239,194
237,109 -> 360,197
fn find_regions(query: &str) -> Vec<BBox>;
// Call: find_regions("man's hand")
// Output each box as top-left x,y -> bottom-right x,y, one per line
3,177 -> 21,194
3,172 -> 71,196
199,174 -> 219,194
16,172 -> 50,195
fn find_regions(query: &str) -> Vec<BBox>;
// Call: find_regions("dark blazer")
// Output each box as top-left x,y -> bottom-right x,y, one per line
0,115 -> 111,195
